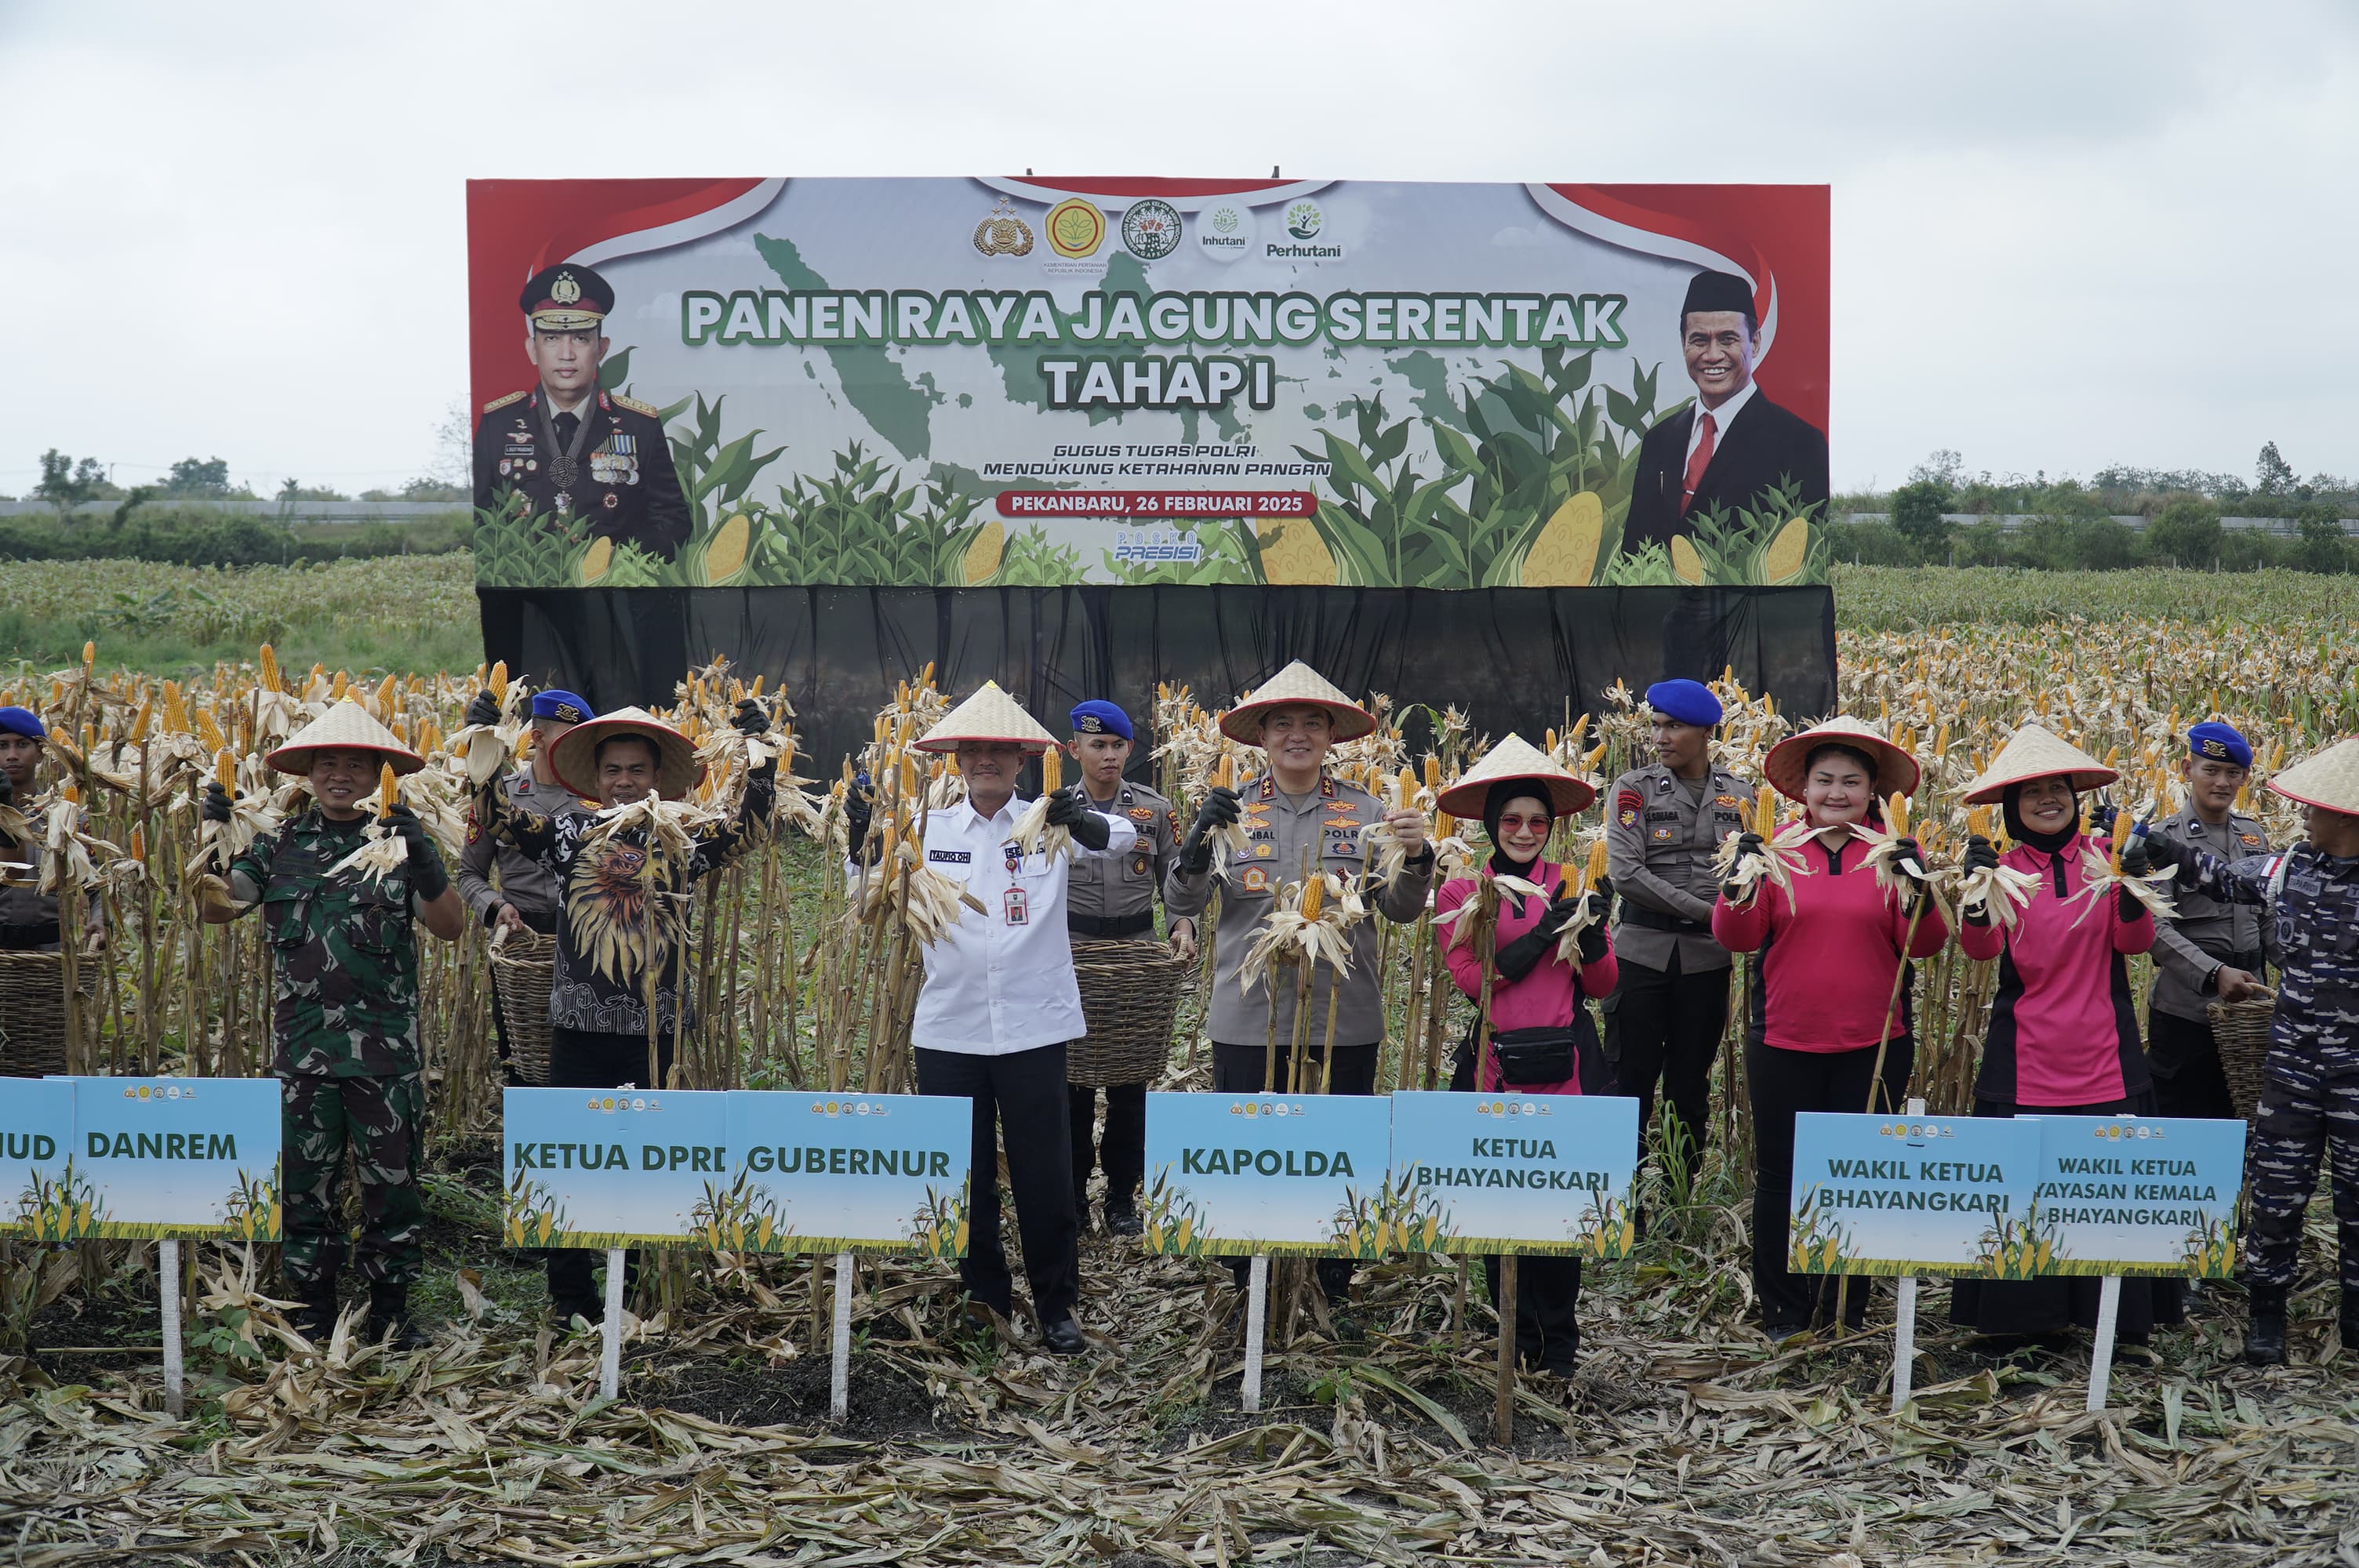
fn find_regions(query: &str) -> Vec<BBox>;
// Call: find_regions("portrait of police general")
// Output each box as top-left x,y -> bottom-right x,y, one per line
471,262 -> 691,562
1621,269 -> 1830,556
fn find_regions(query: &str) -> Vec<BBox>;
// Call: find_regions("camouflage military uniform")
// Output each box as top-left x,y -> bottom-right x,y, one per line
227,810 -> 438,1289
2164,841 -> 2359,1291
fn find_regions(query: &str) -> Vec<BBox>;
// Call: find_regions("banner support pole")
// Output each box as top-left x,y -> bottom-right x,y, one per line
831,1250 -> 855,1421
1492,1253 -> 1518,1446
2086,1275 -> 2121,1413
599,1247 -> 624,1402
1890,1096 -> 1925,1417
1241,1254 -> 1269,1414
158,1237 -> 184,1417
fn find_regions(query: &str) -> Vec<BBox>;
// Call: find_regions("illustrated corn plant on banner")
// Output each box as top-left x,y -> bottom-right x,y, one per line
1787,1113 -> 2042,1279
501,1087 -> 729,1250
721,1091 -> 972,1258
2,1078 -> 76,1241
467,179 -> 1828,590
64,1077 -> 282,1242
2026,1115 -> 2245,1279
1141,1091 -> 1394,1258
1384,1091 -> 1640,1259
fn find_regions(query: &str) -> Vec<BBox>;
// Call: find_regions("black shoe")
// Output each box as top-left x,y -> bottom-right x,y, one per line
368,1284 -> 427,1352
290,1281 -> 340,1341
1104,1205 -> 1144,1238
1762,1319 -> 1810,1347
1041,1315 -> 1085,1356
551,1293 -> 602,1330
2340,1288 -> 2359,1353
2246,1284 -> 2288,1366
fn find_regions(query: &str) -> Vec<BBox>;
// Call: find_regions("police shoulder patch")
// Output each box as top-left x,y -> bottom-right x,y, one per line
609,392 -> 660,417
482,390 -> 527,415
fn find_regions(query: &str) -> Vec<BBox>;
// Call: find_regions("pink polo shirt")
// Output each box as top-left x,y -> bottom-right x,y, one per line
1436,861 -> 1618,1094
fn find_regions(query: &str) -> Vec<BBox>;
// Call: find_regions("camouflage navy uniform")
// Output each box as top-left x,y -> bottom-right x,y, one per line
2159,839 -> 2359,1293
226,810 -> 443,1290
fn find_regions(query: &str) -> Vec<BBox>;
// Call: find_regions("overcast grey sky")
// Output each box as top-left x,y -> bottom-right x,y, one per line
1,1 -> 2351,498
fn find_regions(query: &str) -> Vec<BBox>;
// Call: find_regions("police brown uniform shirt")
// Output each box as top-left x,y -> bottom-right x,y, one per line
456,767 -> 584,934
0,806 -> 103,953
1602,760 -> 1751,1156
1066,780 -> 1182,937
2147,803 -> 2272,1119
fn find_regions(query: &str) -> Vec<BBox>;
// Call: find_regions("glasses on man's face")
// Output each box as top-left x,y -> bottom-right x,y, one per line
1495,814 -> 1550,835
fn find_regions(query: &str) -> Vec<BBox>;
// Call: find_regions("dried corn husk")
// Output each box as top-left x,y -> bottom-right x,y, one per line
1237,871 -> 1361,994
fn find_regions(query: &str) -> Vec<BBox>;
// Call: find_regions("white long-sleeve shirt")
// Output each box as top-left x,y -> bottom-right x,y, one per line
893,794 -> 1138,1056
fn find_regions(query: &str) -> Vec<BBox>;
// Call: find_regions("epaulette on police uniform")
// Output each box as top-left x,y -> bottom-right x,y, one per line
482,390 -> 527,415
609,392 -> 660,417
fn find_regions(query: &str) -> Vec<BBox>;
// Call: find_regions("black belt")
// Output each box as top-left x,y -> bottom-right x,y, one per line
0,919 -> 60,949
1069,911 -> 1155,938
518,908 -> 560,936
1620,906 -> 1710,935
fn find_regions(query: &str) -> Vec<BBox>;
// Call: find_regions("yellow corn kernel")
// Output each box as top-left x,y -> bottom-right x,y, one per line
331,671 -> 350,702
258,643 -> 279,692
1213,754 -> 1234,791
1583,739 -> 1608,769
488,662 -> 510,702
1396,766 -> 1416,810
1754,783 -> 1779,837
1586,837 -> 1610,884
214,748 -> 236,794
1041,746 -> 1062,794
195,707 -> 227,754
1886,793 -> 1910,837
1299,877 -> 1325,920
378,763 -> 398,819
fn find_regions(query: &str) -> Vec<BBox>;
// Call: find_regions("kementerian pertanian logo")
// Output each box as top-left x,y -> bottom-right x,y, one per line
1120,198 -> 1182,260
1045,197 -> 1107,260
1285,201 -> 1323,240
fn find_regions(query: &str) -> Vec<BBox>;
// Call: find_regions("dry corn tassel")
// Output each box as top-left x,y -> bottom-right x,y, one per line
1237,872 -> 1359,993
1715,785 -> 1808,905
1009,745 -> 1074,861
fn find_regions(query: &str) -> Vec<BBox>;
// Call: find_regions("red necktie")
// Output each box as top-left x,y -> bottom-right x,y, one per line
1679,412 -> 1717,517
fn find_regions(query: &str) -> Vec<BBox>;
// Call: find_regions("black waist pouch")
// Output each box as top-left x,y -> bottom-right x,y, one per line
1487,1025 -> 1579,1086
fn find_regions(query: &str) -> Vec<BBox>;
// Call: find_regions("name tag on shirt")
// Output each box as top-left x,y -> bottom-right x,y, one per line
1003,886 -> 1029,926
929,850 -> 972,864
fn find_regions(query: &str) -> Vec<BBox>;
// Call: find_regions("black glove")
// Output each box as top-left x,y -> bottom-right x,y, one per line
1180,786 -> 1241,873
1892,836 -> 1925,878
1961,834 -> 1999,925
2118,828 -> 2153,880
1492,927 -> 1552,984
464,691 -> 502,729
0,769 -> 12,810
202,782 -> 234,825
1045,788 -> 1110,851
2091,801 -> 2119,837
1720,831 -> 1767,900
845,772 -> 878,863
385,804 -> 449,901
732,699 -> 769,739
1576,916 -> 1611,964
2118,884 -> 2150,921
1532,894 -> 1581,942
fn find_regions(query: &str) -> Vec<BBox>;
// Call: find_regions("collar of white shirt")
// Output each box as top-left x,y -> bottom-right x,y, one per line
1684,379 -> 1757,464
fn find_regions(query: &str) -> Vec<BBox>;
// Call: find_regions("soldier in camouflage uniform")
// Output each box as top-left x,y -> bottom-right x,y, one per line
2133,737 -> 2359,1364
202,699 -> 465,1348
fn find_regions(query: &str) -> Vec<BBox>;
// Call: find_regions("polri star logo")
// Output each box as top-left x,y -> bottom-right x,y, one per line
1285,201 -> 1323,239
1121,198 -> 1182,260
972,198 -> 1034,258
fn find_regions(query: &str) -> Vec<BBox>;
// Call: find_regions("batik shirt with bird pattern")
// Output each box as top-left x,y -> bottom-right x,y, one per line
480,773 -> 774,1036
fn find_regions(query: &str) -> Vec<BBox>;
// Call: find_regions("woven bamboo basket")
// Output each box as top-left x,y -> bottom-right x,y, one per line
2209,989 -> 2277,1123
0,949 -> 84,1078
1067,936 -> 1191,1088
489,929 -> 558,1087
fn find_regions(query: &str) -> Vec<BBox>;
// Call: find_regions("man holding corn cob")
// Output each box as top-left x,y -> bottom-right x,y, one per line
199,699 -> 465,1349
1164,662 -> 1433,1312
0,706 -> 70,956
1602,679 -> 1751,1179
1060,699 -> 1190,1237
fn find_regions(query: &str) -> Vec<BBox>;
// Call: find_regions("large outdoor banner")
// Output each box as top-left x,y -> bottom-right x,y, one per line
467,179 -> 1829,593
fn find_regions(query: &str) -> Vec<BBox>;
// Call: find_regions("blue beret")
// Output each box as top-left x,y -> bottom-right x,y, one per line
1069,700 -> 1133,741
532,690 -> 591,725
1645,679 -> 1722,728
2186,721 -> 2251,768
0,706 -> 45,741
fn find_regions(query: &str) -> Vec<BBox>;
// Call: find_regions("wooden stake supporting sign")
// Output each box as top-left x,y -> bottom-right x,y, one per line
1889,1097 -> 1926,1416
1492,1253 -> 1518,1446
831,1251 -> 855,1421
158,1237 -> 184,1417
1241,1254 -> 1270,1414
599,1247 -> 625,1402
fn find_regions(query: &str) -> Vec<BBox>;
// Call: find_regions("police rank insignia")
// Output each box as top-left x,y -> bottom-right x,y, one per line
1132,854 -> 1150,876
1128,807 -> 1156,822
1714,794 -> 1743,809
1241,866 -> 1269,892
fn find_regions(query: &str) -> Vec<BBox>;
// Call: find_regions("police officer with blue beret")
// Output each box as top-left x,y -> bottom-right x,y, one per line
0,706 -> 64,956
2146,720 -> 2272,1120
1061,699 -> 1191,1236
472,263 -> 690,561
1601,679 -> 1752,1172
456,690 -> 591,1082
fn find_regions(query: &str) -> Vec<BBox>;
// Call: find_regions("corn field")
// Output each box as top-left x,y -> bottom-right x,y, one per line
7,575 -> 2359,1566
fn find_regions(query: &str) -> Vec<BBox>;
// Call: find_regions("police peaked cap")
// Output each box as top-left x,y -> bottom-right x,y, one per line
520,263 -> 615,331
1681,270 -> 1756,323
0,706 -> 45,741
1645,678 -> 1723,728
1069,700 -> 1133,740
532,690 -> 592,725
2186,721 -> 2252,769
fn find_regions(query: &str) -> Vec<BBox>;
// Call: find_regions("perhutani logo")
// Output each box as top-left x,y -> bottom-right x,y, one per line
1267,200 -> 1344,262
1285,201 -> 1323,239
1121,198 -> 1182,260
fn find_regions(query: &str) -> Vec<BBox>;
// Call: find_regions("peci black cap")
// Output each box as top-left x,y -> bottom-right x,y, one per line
1680,270 -> 1756,328
519,263 -> 615,332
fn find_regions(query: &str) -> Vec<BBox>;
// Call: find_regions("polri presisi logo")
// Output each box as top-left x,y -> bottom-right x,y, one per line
973,198 -> 1034,258
1121,198 -> 1182,260
1045,198 -> 1107,259
1285,201 -> 1323,240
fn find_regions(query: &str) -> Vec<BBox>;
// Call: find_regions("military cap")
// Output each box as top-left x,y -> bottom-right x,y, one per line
2186,721 -> 2252,769
520,263 -> 614,332
1645,678 -> 1723,728
1069,699 -> 1133,741
0,706 -> 45,741
532,690 -> 592,725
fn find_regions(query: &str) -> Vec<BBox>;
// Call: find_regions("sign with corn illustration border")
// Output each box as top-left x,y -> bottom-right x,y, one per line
1384,1091 -> 1640,1258
2,1077 -> 77,1240
55,1076 -> 282,1242
1788,1113 -> 2041,1279
2026,1115 -> 2245,1278
1143,1091 -> 1394,1258
502,1086 -> 729,1250
722,1091 -> 971,1258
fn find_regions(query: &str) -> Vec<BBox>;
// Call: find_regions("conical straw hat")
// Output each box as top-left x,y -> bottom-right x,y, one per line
265,698 -> 423,777
1960,722 -> 2117,805
551,706 -> 702,800
1437,734 -> 1596,818
2268,736 -> 2359,816
1219,660 -> 1376,743
913,681 -> 1056,753
1765,715 -> 1920,803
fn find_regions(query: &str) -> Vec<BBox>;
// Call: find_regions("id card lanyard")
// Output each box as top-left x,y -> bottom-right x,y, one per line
1002,843 -> 1029,926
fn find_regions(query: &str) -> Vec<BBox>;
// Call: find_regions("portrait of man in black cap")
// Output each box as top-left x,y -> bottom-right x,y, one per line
1622,270 -> 1828,555
472,261 -> 691,563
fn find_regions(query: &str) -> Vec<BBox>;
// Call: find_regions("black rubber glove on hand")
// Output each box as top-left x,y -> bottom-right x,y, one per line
2117,829 -> 2154,880
464,691 -> 502,729
1720,831 -> 1767,901
845,773 -> 880,866
1960,835 -> 2000,925
202,782 -> 234,826
1492,927 -> 1553,984
732,699 -> 769,739
1045,788 -> 1110,851
1576,879 -> 1614,963
385,804 -> 450,901
1180,786 -> 1241,873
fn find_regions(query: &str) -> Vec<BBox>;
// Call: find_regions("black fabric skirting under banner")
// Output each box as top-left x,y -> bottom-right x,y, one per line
478,584 -> 1836,777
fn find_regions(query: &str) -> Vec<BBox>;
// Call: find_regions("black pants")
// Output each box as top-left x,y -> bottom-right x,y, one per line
1067,1083 -> 1146,1214
2147,1009 -> 2237,1122
915,1043 -> 1080,1325
1952,1091 -> 2186,1338
1605,953 -> 1730,1167
543,1026 -> 676,1308
1212,1040 -> 1379,1299
1445,1039 -> 1584,1365
1748,1036 -> 1913,1331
